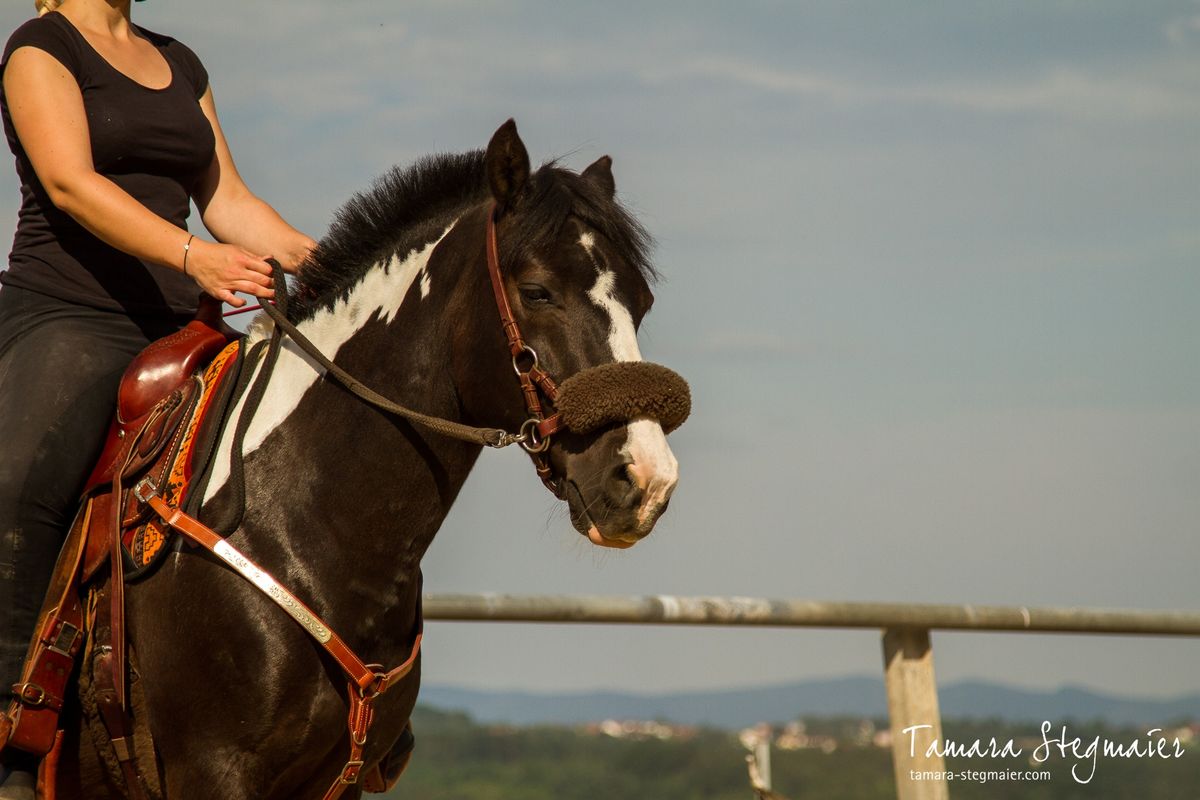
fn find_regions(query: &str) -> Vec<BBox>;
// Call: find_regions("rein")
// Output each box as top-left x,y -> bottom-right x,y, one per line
254,202 -> 565,459
254,202 -> 568,494
259,302 -> 527,450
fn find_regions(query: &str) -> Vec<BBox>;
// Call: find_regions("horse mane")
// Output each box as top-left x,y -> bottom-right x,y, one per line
288,151 -> 489,322
288,150 -> 656,322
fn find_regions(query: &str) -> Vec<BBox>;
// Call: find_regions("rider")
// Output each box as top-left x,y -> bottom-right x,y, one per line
0,0 -> 316,793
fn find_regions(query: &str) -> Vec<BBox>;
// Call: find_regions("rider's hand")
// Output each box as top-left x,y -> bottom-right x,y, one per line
184,239 -> 275,307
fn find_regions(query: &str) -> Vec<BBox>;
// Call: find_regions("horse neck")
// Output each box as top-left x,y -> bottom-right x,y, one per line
205,213 -> 494,639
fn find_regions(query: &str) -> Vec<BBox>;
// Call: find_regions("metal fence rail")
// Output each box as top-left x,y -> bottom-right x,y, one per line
423,593 -> 1200,800
424,593 -> 1200,635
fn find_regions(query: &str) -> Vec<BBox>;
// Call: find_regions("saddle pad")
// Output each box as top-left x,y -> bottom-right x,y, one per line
124,339 -> 242,573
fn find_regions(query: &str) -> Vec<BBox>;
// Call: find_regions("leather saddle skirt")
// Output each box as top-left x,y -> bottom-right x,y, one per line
73,293 -> 245,581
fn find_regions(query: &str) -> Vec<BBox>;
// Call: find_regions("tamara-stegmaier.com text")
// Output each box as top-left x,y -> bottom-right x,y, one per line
902,721 -> 1186,784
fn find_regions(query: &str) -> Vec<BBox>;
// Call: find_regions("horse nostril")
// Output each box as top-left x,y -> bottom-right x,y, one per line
606,462 -> 643,508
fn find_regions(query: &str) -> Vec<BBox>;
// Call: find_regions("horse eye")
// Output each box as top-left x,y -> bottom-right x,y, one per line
519,285 -> 552,305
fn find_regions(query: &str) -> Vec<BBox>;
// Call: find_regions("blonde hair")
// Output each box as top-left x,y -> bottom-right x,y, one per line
36,0 -> 62,16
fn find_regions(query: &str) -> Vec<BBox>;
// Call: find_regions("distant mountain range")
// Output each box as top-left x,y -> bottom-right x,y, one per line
419,677 -> 1200,729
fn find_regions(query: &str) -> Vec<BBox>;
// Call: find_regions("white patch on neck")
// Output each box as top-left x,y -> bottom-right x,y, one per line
203,225 -> 453,502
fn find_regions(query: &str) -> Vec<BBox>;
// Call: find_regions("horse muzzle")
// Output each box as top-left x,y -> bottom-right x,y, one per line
549,361 -> 689,548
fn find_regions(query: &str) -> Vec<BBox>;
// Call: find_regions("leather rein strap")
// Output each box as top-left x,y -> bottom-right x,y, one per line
256,202 -> 568,491
255,203 -> 567,456
259,301 -> 522,450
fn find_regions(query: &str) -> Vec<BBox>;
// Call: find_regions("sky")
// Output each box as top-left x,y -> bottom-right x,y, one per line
2,2 -> 1197,704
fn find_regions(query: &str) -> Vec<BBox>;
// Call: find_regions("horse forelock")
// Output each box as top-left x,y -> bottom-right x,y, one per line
508,164 -> 658,288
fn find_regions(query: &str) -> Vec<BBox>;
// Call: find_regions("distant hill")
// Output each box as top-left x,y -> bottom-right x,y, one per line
419,677 -> 1200,729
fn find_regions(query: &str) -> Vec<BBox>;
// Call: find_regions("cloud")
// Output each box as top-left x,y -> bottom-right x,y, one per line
1165,12 -> 1200,45
907,68 -> 1200,120
646,55 -> 1200,121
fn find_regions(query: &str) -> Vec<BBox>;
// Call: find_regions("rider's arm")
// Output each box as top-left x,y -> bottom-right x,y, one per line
3,46 -> 275,307
192,86 -> 318,275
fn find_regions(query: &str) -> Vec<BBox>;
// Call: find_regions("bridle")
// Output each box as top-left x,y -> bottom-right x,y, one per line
257,201 -> 567,496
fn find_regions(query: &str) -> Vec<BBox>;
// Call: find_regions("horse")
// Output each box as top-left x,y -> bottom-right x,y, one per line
38,120 -> 684,799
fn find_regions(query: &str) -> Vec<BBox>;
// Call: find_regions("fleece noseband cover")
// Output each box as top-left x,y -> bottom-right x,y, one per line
554,361 -> 691,435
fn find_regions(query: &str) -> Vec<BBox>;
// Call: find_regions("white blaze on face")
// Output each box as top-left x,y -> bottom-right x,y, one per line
582,233 -> 679,531
203,225 -> 452,502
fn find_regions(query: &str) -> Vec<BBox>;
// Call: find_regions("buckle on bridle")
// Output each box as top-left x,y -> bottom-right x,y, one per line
339,760 -> 365,785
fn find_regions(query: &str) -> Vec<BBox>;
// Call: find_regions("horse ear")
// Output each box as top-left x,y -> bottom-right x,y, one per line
581,155 -> 615,198
485,119 -> 530,213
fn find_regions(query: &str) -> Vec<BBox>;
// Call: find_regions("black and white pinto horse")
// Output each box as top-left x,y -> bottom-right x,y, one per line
58,121 -> 681,798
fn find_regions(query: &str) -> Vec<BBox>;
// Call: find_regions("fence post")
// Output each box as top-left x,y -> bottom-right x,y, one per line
883,628 -> 949,800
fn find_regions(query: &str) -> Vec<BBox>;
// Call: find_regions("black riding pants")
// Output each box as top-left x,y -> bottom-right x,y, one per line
0,286 -> 187,708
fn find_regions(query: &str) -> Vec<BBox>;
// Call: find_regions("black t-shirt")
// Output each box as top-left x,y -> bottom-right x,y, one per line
0,12 -> 215,316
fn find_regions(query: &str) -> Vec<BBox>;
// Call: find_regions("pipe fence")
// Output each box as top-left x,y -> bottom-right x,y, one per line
422,593 -> 1200,800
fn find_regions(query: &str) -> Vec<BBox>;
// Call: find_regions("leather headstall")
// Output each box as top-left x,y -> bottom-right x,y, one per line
484,203 -> 566,496
251,203 -> 581,499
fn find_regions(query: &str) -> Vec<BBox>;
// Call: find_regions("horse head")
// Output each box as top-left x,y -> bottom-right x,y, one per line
453,120 -> 686,548
221,120 -> 686,552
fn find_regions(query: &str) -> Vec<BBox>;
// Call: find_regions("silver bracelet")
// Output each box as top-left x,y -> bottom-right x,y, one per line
183,234 -> 196,275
